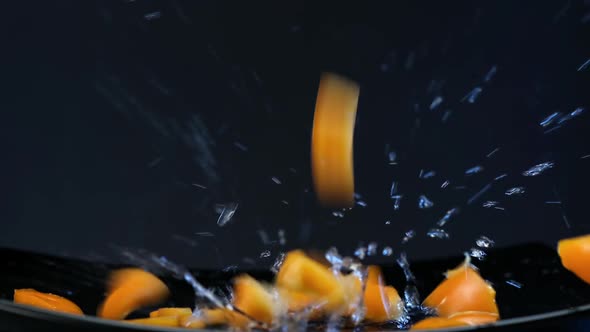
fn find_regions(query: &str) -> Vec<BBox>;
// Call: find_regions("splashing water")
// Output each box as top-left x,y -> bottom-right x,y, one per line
484,65 -> 497,82
482,201 -> 499,208
332,211 -> 345,218
465,165 -> 484,175
216,202 -> 239,227
382,247 -> 393,256
367,242 -> 378,256
260,250 -> 271,258
392,195 -> 403,210
354,246 -> 367,260
522,162 -> 554,176
505,187 -> 526,196
430,96 -> 443,110
437,208 -> 459,227
476,236 -> 495,248
271,253 -> 286,274
469,248 -> 487,260
506,280 -> 523,289
540,112 -> 562,127
418,195 -> 434,209
461,87 -> 483,103
427,228 -> 450,239
402,230 -> 416,244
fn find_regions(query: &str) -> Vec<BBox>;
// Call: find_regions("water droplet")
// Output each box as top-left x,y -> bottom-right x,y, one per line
354,246 -> 367,260
505,187 -> 525,196
465,165 -> 484,175
482,201 -> 498,208
332,211 -> 345,218
522,162 -> 554,176
382,247 -> 393,256
540,112 -> 562,127
578,58 -> 590,71
494,173 -> 508,181
484,65 -> 497,82
260,250 -> 271,258
390,181 -> 399,197
392,195 -> 403,210
441,110 -> 452,122
271,253 -> 286,273
278,229 -> 286,246
461,87 -> 483,104
397,253 -> 415,282
385,220 -> 391,225
422,170 -> 436,179
388,151 -> 398,165
216,202 -> 239,227
506,280 -> 523,288
437,208 -> 459,226
402,230 -> 416,244
418,195 -> 434,209
144,11 -> 161,20
367,242 -> 378,256
441,180 -> 450,188
469,248 -> 487,260
476,236 -> 495,248
427,228 -> 450,239
223,265 -> 238,272
271,177 -> 282,184
325,247 -> 342,267
430,96 -> 443,110
356,200 -> 367,207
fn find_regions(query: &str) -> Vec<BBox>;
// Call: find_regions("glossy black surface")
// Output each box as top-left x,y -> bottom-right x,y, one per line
0,244 -> 589,331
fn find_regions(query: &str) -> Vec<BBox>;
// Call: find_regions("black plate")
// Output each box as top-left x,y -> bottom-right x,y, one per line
0,244 -> 589,331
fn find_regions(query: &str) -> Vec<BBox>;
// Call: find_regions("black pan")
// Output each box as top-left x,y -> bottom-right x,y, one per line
0,243 -> 589,332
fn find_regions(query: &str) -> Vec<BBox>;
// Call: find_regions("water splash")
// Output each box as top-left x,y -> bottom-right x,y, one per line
578,58 -> 590,71
367,242 -> 378,256
505,187 -> 526,196
430,96 -> 443,110
271,253 -> 286,274
354,246 -> 367,260
476,236 -> 495,248
540,112 -> 562,127
522,162 -> 554,176
465,165 -> 484,175
469,248 -> 487,260
421,170 -> 436,179
467,183 -> 492,205
402,230 -> 416,244
482,201 -> 499,208
382,247 -> 393,256
418,195 -> 434,209
332,211 -> 345,218
216,202 -> 239,227
484,65 -> 497,82
260,250 -> 271,258
461,87 -> 483,103
427,228 -> 450,239
392,195 -> 403,210
506,280 -> 523,288
437,208 -> 459,227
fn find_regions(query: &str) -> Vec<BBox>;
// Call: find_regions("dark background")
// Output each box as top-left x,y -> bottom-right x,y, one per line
3,0 -> 590,270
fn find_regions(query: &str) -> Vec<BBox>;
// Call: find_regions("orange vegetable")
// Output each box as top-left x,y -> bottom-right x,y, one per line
126,316 -> 180,327
276,250 -> 347,313
150,307 -> 192,318
448,311 -> 499,325
98,268 -> 169,320
233,274 -> 280,325
363,266 -> 402,322
558,234 -> 590,284
311,72 -> 359,208
423,258 -> 498,317
13,289 -> 83,316
411,317 -> 469,330
179,308 -> 249,329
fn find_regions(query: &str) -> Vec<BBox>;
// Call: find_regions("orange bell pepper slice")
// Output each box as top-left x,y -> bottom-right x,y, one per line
233,274 -> 280,325
423,258 -> 498,317
125,316 -> 180,327
411,311 -> 499,330
276,250 -> 347,313
180,308 -> 250,329
558,234 -> 590,284
363,266 -> 402,322
13,289 -> 83,315
448,311 -> 499,325
312,72 -> 359,208
149,307 -> 192,318
98,268 -> 169,320
411,316 -> 469,330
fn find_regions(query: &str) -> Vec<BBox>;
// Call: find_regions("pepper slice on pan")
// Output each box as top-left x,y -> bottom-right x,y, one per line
558,234 -> 590,284
13,289 -> 83,315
